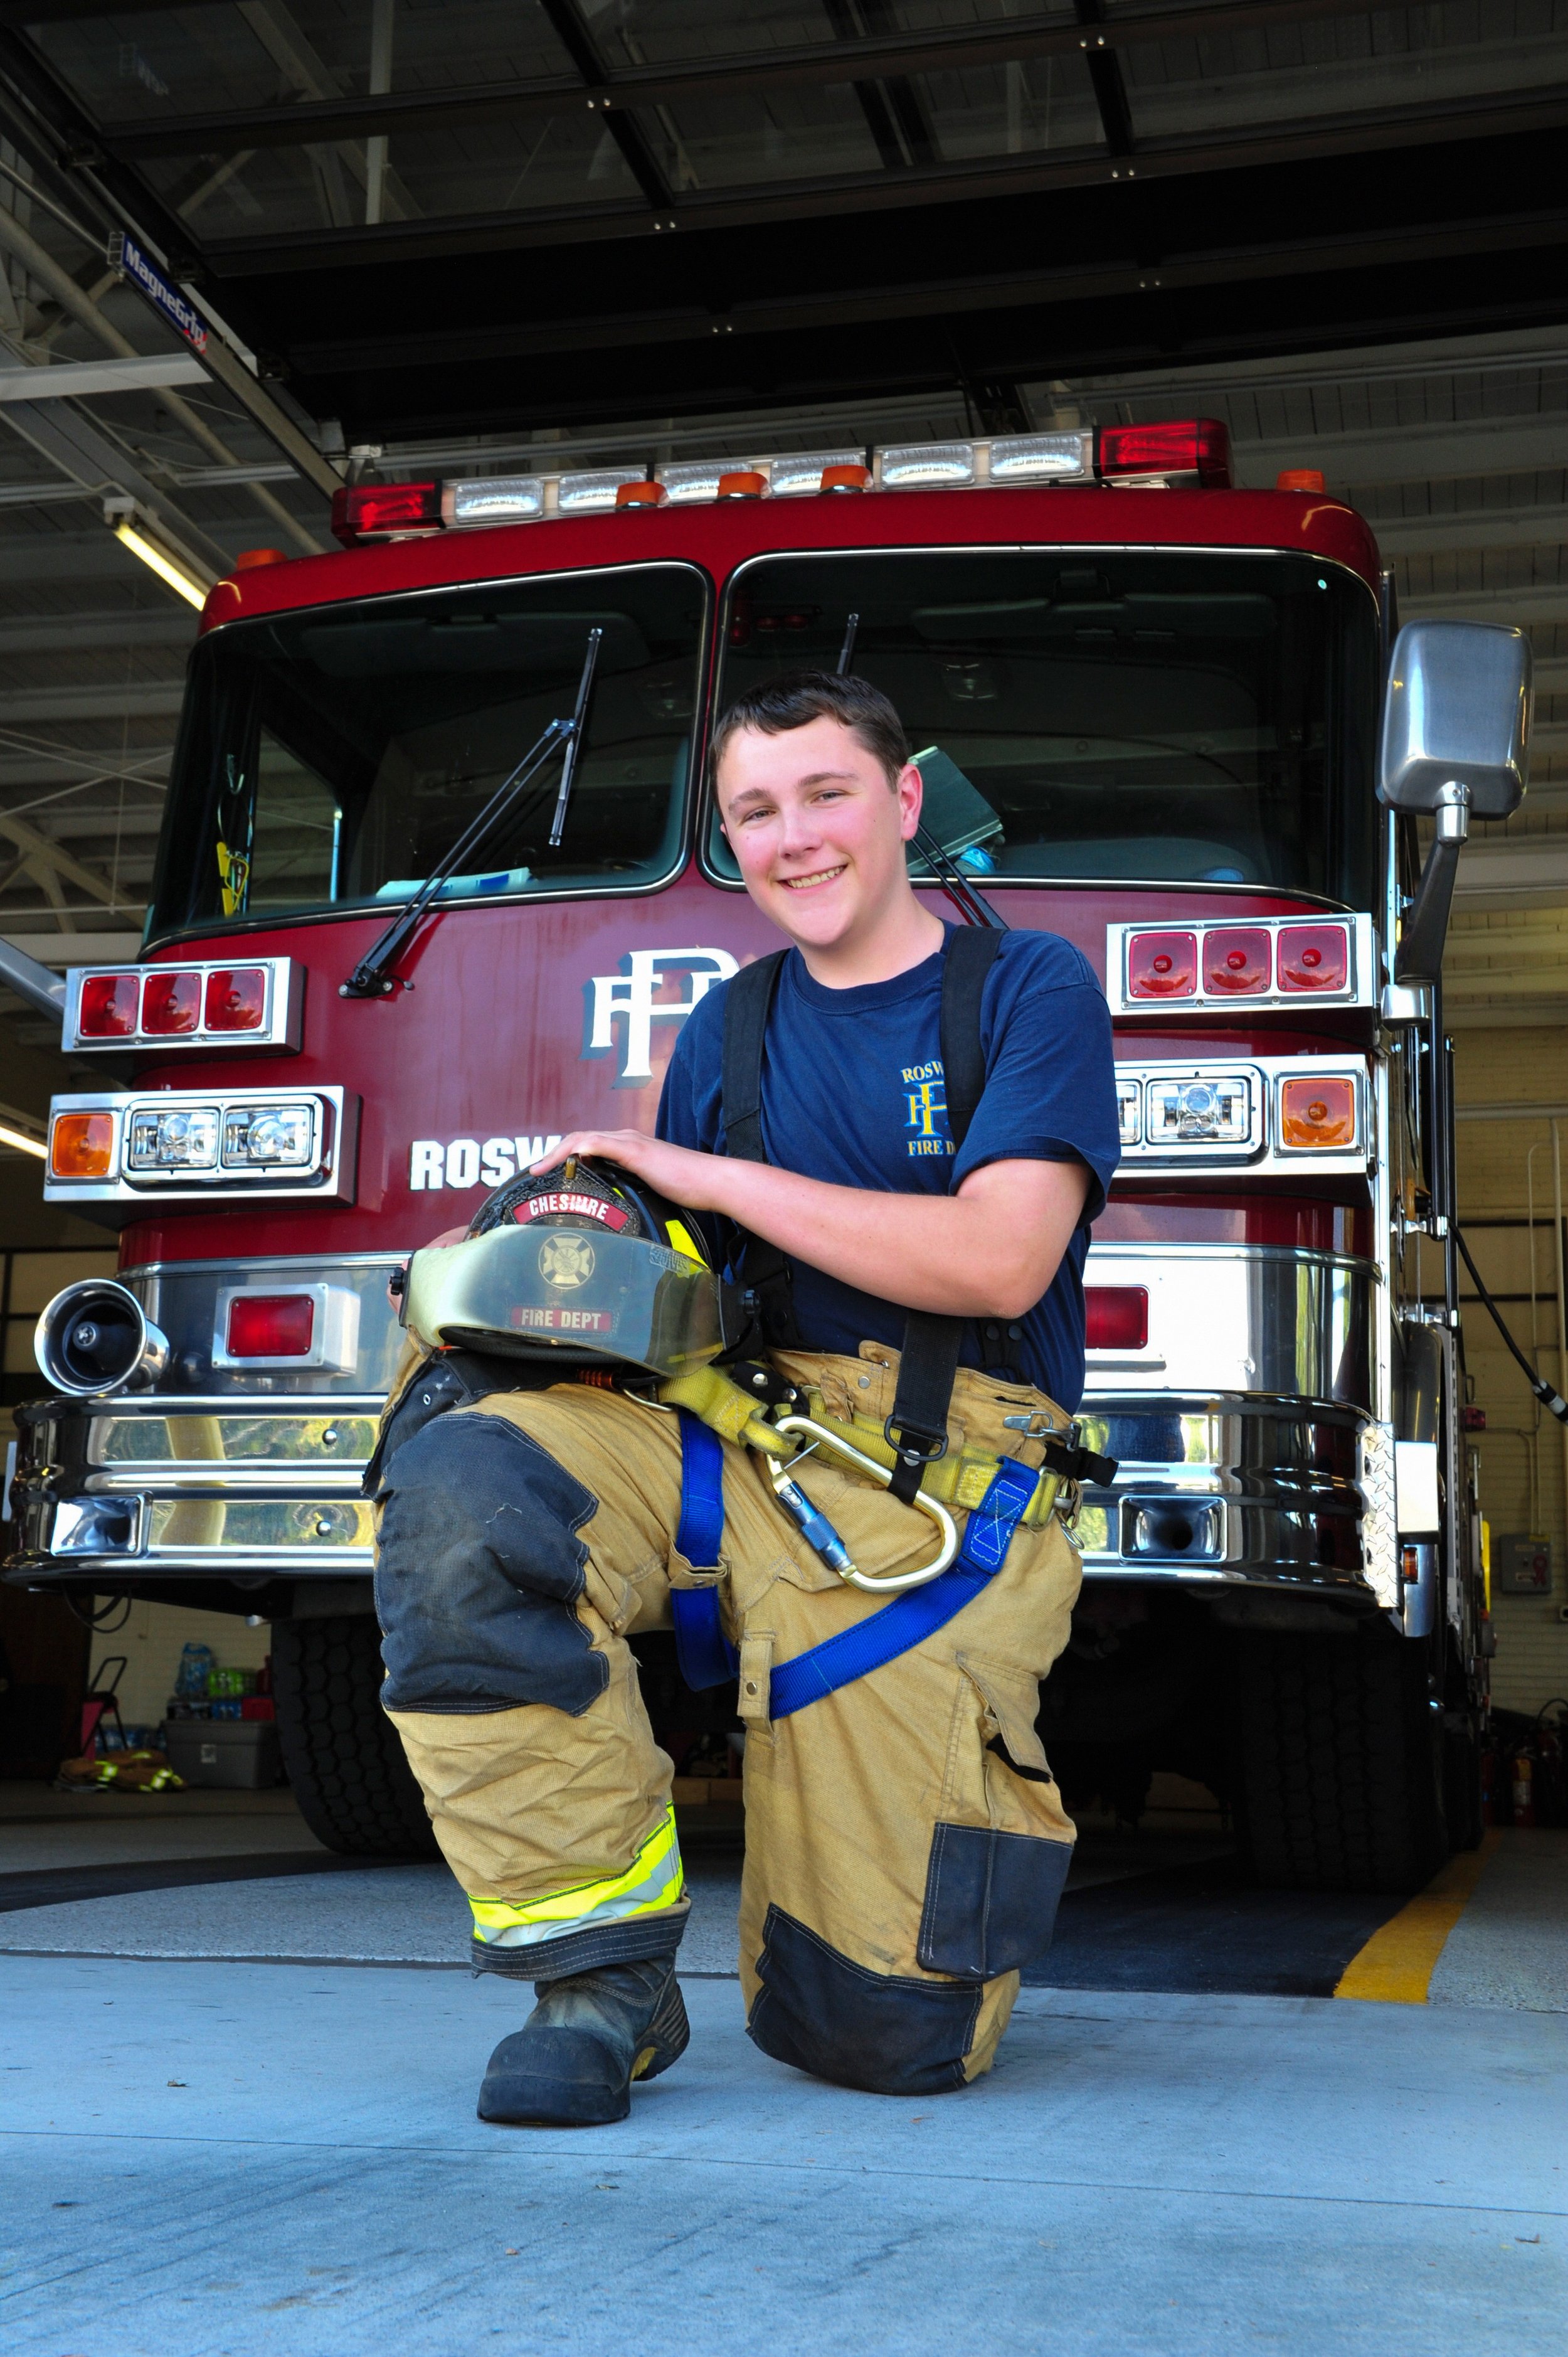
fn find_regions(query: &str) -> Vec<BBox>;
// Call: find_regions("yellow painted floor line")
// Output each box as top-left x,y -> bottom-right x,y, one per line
1334,1829 -> 1502,2003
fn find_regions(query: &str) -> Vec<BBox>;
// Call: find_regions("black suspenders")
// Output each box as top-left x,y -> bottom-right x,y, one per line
720,927 -> 1005,1504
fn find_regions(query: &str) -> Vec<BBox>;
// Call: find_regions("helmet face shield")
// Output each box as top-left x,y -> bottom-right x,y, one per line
401,1157 -> 730,1376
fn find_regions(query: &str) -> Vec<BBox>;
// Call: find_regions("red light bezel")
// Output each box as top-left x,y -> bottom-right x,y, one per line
1276,923 -> 1350,994
1085,1287 -> 1150,1351
203,967 -> 268,1032
1201,926 -> 1272,997
1097,418 -> 1232,487
77,971 -> 139,1039
1126,930 -> 1198,1000
225,1293 -> 315,1359
330,481 -> 443,546
140,969 -> 202,1036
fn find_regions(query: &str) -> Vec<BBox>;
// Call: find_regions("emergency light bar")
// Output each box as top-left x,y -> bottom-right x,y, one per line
43,1083 -> 358,1209
329,420 -> 1232,545
63,957 -> 301,1054
1104,917 -> 1376,1016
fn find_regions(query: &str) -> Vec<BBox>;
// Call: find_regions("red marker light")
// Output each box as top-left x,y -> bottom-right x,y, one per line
1278,923 -> 1349,993
204,967 -> 268,1031
78,972 -> 139,1038
1085,1287 -> 1148,1351
330,482 -> 443,545
226,1293 -> 315,1358
1202,927 -> 1271,996
1126,931 -> 1197,999
1097,418 -> 1231,487
141,969 -> 201,1035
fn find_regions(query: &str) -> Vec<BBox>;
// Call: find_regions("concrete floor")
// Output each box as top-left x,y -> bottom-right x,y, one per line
0,1787 -> 1562,2355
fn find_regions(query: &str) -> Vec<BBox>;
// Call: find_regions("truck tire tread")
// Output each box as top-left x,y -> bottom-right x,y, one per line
272,1613 -> 438,1858
1236,1632 -> 1448,1893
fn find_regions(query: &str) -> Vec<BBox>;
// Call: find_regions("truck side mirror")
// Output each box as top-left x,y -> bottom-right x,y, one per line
1380,621 -> 1532,984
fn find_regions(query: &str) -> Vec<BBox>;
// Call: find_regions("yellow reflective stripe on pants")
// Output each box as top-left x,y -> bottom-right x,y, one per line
469,1804 -> 685,1951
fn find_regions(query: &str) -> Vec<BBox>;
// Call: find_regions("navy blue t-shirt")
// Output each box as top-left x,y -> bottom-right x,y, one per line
657,926 -> 1121,1410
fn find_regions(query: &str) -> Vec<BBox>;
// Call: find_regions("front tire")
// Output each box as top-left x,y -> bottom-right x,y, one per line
1234,1631 -> 1449,1893
272,1612 -> 438,1858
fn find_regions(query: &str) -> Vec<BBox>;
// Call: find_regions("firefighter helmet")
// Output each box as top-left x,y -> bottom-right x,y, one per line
401,1156 -> 731,1378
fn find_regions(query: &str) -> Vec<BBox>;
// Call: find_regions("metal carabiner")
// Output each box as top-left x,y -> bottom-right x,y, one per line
767,1413 -> 958,1593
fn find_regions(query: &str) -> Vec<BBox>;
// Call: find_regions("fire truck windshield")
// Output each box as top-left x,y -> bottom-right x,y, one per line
149,563 -> 704,939
716,549 -> 1379,905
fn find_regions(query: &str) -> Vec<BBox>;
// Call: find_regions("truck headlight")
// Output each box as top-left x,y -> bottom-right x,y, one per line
127,1105 -> 219,1170
222,1103 -> 316,1169
1147,1074 -> 1252,1145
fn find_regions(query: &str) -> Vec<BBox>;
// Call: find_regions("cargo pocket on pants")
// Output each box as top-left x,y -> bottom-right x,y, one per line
916,1653 -> 1073,1981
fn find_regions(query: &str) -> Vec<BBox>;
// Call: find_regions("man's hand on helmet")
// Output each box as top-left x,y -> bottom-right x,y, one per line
531,1131 -> 728,1209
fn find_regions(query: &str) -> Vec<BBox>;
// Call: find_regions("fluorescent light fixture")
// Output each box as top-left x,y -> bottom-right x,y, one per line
112,519 -> 208,609
0,1119 -> 46,1158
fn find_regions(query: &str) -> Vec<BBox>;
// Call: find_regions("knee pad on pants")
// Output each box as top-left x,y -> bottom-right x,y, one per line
746,1905 -> 983,2097
374,1411 -> 607,1715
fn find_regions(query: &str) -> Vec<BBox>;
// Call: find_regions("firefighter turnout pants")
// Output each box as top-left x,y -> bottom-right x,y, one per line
372,1343 -> 1082,2096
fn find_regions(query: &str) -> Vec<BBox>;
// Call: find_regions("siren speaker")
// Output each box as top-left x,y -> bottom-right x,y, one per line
35,1279 -> 169,1396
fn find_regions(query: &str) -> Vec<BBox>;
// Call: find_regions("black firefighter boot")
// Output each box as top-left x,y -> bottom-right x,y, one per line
477,1958 -> 689,2127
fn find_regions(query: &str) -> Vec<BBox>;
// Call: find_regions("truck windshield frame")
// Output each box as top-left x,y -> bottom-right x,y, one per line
706,545 -> 1380,908
147,560 -> 709,948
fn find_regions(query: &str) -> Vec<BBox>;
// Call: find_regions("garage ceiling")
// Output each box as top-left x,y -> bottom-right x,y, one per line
0,1 -> 1562,440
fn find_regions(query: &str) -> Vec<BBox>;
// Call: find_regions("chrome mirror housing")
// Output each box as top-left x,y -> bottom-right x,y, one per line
1379,619 -> 1531,818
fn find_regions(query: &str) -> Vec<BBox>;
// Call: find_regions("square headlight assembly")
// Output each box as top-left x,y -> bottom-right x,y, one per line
126,1104 -> 219,1171
221,1102 -> 319,1173
1115,1077 -> 1142,1147
1147,1072 -> 1254,1149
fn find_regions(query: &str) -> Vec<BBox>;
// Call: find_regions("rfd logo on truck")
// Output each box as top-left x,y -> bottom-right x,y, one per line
583,946 -> 738,1085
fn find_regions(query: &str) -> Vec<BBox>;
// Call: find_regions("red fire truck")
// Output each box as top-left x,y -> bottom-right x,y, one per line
5,420 -> 1531,1891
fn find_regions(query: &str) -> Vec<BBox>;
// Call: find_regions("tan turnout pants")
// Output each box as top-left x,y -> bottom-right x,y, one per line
372,1341 -> 1081,2095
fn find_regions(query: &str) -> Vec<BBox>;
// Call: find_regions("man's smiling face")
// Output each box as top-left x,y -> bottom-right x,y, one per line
714,713 -> 923,953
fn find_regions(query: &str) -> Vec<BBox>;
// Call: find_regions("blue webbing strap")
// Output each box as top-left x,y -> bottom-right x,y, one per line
768,1455 -> 1038,1722
670,1409 -> 738,1691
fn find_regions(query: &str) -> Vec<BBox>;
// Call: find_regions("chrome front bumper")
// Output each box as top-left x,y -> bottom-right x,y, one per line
8,1395 -> 383,1585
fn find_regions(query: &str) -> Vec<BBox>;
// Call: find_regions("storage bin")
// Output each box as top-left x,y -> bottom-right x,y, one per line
163,1718 -> 282,1790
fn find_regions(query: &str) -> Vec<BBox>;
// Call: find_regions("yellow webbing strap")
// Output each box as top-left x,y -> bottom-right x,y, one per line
659,1366 -> 788,1455
469,1803 -> 686,1950
659,1370 -> 1062,1526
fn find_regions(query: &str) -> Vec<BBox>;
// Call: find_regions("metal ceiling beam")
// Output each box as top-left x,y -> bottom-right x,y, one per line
0,806 -> 121,907
86,0 -> 1407,157
0,610 -> 194,654
0,354 -> 208,400
1346,508 -> 1568,558
1402,587 -> 1568,622
1235,416 -> 1568,489
533,0 -> 674,218
283,206 -> 1568,378
0,395 -> 233,579
0,201 -> 326,543
0,683 -> 186,723
191,85 -> 1568,272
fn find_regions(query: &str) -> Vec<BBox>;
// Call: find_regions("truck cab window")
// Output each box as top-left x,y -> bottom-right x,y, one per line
712,550 -> 1378,905
149,565 -> 704,940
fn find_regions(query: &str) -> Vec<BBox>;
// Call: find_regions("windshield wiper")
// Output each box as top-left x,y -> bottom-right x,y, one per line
341,627 -> 603,999
834,611 -> 1005,931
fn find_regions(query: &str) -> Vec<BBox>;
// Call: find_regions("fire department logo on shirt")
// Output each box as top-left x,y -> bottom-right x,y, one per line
903,1060 -> 952,1157
539,1233 -> 596,1289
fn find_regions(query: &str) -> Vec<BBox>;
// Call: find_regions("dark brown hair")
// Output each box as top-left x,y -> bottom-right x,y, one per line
709,670 -> 908,790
